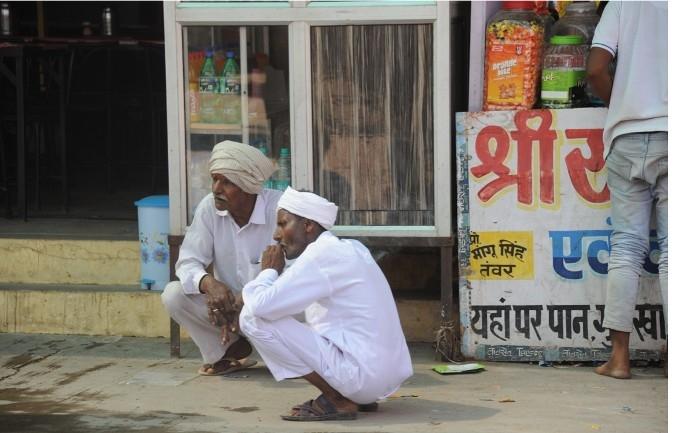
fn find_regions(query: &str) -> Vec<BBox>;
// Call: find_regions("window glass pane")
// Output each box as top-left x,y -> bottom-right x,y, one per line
308,1 -> 436,6
183,26 -> 290,223
179,0 -> 290,6
311,24 -> 433,226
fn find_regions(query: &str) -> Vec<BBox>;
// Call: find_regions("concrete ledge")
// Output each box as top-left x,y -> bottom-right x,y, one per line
0,287 -> 439,342
0,288 -> 176,338
0,238 -> 140,285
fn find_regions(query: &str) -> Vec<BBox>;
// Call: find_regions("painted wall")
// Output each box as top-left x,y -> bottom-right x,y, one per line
456,108 -> 665,362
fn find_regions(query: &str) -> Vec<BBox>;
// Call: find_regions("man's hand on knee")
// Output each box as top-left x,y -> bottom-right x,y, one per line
200,275 -> 238,326
218,295 -> 244,344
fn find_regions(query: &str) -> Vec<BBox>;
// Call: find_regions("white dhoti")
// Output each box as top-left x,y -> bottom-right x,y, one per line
239,310 -> 388,405
161,281 -> 240,364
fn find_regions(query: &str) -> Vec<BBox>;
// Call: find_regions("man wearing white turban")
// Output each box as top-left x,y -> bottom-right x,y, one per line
161,140 -> 282,376
237,188 -> 413,421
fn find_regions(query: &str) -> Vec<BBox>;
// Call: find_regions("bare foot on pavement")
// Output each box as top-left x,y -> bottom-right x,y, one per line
595,360 -> 632,379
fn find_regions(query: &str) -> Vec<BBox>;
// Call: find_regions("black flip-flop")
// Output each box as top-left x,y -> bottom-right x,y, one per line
281,395 -> 358,421
358,402 -> 379,412
223,337 -> 253,360
198,358 -> 257,376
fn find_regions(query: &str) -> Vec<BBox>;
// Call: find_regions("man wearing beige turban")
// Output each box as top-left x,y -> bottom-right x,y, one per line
162,140 -> 282,376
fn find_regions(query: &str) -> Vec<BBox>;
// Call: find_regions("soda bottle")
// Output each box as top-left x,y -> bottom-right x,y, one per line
213,48 -> 226,80
221,51 -> 241,124
275,147 -> 291,190
198,49 -> 220,123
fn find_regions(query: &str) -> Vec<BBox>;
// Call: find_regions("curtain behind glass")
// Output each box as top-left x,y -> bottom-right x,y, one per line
311,24 -> 434,226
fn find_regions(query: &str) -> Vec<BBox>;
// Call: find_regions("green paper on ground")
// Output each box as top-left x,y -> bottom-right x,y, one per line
432,363 -> 485,375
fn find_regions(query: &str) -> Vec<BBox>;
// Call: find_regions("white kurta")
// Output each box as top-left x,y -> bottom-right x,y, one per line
176,189 -> 283,294
161,188 -> 282,364
240,231 -> 413,403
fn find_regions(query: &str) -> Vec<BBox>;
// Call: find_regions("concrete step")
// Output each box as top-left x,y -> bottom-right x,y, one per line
0,284 -> 171,338
0,238 -> 140,285
0,284 -> 440,342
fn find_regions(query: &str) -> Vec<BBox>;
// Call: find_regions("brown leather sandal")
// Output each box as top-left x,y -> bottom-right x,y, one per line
198,358 -> 256,376
281,395 -> 357,421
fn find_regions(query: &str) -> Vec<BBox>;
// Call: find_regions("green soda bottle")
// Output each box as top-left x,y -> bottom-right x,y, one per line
221,51 -> 241,124
198,49 -> 220,123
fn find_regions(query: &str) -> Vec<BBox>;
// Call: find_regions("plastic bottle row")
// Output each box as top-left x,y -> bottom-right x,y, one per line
189,49 -> 242,124
259,145 -> 291,191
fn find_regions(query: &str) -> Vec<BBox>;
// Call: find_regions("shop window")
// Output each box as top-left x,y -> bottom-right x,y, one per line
183,25 -> 290,221
311,24 -> 434,226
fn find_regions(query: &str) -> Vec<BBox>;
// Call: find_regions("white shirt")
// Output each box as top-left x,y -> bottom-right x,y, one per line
591,1 -> 667,147
175,189 -> 283,295
242,231 -> 413,391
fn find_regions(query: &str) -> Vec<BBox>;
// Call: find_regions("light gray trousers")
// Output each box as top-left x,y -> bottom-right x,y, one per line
161,281 -> 240,364
603,132 -> 668,334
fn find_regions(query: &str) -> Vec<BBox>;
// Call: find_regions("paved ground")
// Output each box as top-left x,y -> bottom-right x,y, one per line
0,333 -> 667,433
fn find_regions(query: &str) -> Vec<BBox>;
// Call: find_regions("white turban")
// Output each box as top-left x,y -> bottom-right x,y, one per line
209,140 -> 275,194
277,187 -> 339,230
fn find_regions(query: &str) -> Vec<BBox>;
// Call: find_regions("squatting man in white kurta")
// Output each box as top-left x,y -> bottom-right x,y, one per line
230,187 -> 413,421
161,140 -> 282,376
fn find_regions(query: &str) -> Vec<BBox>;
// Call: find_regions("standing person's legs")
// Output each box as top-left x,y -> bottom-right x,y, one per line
650,134 -> 668,333
161,282 -> 249,369
596,133 -> 657,379
649,133 -> 668,373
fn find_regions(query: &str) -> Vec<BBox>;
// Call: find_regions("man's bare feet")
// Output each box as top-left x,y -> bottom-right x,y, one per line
595,330 -> 632,379
594,360 -> 632,379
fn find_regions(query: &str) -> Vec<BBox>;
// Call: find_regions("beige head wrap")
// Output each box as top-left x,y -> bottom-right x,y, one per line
277,187 -> 338,230
209,140 -> 275,194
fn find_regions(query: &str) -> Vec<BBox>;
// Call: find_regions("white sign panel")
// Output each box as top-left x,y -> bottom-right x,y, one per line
456,108 -> 664,361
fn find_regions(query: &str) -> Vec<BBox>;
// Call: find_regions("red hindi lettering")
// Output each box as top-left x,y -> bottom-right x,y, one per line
470,125 -> 518,203
510,110 -> 558,205
564,129 -> 610,203
470,110 -> 557,205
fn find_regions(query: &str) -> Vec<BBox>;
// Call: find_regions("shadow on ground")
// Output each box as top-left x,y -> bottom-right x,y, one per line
0,398 -> 499,433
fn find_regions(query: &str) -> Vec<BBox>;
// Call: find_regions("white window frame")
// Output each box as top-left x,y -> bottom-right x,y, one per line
468,1 -> 500,112
164,1 -> 451,238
